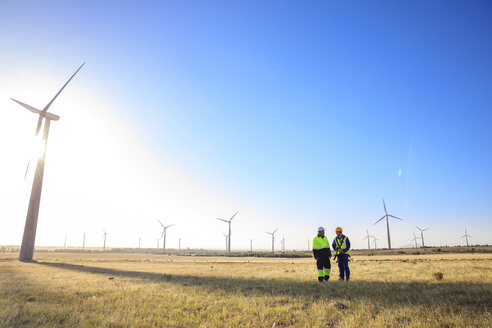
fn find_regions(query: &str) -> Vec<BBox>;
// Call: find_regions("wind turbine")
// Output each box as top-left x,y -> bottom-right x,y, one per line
64,235 -> 67,249
372,236 -> 379,249
217,211 -> 238,253
138,237 -> 141,249
265,228 -> 278,253
281,235 -> 286,252
411,232 -> 421,248
415,226 -> 430,247
103,231 -> 108,251
249,238 -> 253,252
374,199 -> 404,249
82,231 -> 86,252
461,228 -> 473,246
157,220 -> 174,253
221,233 -> 228,252
12,63 -> 85,261
363,229 -> 374,250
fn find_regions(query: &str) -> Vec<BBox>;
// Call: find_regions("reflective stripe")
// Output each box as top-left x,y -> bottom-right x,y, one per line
318,270 -> 324,277
323,269 -> 331,276
335,236 -> 350,255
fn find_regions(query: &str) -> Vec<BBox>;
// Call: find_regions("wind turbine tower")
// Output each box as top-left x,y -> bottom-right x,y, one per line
64,235 -> 67,249
12,63 -> 85,261
82,231 -> 86,252
103,231 -> 107,251
415,226 -> 430,248
217,211 -> 238,253
157,220 -> 174,253
266,228 -> 278,253
222,233 -> 228,252
374,199 -> 404,250
461,228 -> 473,246
249,238 -> 253,252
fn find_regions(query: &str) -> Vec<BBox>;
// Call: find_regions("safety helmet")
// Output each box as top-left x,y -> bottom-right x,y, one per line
318,227 -> 325,232
335,227 -> 343,232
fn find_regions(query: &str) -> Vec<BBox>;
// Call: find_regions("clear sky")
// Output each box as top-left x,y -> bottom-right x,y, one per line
0,0 -> 491,251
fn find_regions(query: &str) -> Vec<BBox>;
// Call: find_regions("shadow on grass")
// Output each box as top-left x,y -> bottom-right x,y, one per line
35,261 -> 491,309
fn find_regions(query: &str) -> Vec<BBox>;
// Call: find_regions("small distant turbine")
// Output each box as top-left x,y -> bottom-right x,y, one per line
82,231 -> 86,252
372,236 -> 379,249
415,226 -> 430,248
64,235 -> 67,249
221,233 -> 228,252
217,211 -> 238,253
411,232 -> 421,248
103,231 -> 108,251
157,220 -> 174,253
374,199 -> 404,250
461,228 -> 473,247
249,238 -> 253,252
363,229 -> 374,250
265,228 -> 278,253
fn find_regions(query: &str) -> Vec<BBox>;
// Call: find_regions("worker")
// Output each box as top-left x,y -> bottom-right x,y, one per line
332,227 -> 351,281
312,227 -> 332,282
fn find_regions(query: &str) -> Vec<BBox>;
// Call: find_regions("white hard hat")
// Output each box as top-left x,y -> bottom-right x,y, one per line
318,227 -> 325,232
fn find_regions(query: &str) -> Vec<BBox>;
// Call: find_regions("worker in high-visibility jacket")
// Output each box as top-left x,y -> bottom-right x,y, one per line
332,227 -> 351,281
312,227 -> 332,282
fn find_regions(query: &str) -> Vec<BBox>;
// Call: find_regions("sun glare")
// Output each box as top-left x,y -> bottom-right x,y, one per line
29,135 -> 45,160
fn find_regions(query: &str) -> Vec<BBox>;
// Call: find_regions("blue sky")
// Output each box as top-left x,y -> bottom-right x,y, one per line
0,1 -> 491,250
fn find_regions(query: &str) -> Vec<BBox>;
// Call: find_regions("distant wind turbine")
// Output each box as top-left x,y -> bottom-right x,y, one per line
12,63 -> 85,261
411,232 -> 421,248
461,228 -> 473,246
82,231 -> 86,252
372,236 -> 379,249
249,238 -> 253,252
64,235 -> 67,249
157,220 -> 174,253
221,233 -> 228,252
103,231 -> 108,251
217,211 -> 238,253
363,229 -> 374,250
266,228 -> 278,253
374,199 -> 404,249
415,226 -> 430,247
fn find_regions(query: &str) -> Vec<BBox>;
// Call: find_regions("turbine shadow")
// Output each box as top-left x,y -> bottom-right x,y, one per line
35,261 -> 491,308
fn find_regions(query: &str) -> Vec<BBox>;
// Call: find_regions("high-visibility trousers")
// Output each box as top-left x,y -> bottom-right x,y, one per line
316,257 -> 331,281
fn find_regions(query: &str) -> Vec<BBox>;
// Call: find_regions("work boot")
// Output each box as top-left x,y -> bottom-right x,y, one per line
324,275 -> 330,281
318,277 -> 324,282
338,277 -> 344,281
345,277 -> 350,281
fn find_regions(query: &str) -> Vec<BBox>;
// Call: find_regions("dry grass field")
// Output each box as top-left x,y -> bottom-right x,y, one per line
1,252 -> 491,327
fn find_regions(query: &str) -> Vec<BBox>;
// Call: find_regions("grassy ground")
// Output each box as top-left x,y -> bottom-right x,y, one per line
1,252 -> 491,327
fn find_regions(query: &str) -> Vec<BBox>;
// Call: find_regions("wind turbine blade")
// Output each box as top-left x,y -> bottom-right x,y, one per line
217,218 -> 228,223
460,235 -> 466,238
415,225 -> 422,231
273,228 -> 278,234
34,115 -> 43,136
423,228 -> 430,231
161,231 -> 164,238
229,211 -> 238,221
388,215 -> 403,221
374,215 -> 386,225
157,219 -> 165,228
10,98 -> 42,114
24,160 -> 31,179
363,236 -> 369,240
383,199 -> 387,214
42,62 -> 85,113
165,224 -> 175,229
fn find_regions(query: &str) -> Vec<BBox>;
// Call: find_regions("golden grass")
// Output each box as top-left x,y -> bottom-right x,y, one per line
1,252 -> 491,327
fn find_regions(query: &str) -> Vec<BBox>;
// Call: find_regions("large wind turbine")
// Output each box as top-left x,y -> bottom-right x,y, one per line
415,226 -> 430,247
157,220 -> 174,253
265,228 -> 278,253
217,211 -> 238,253
363,229 -> 374,250
461,228 -> 473,246
12,63 -> 85,261
374,199 -> 404,250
